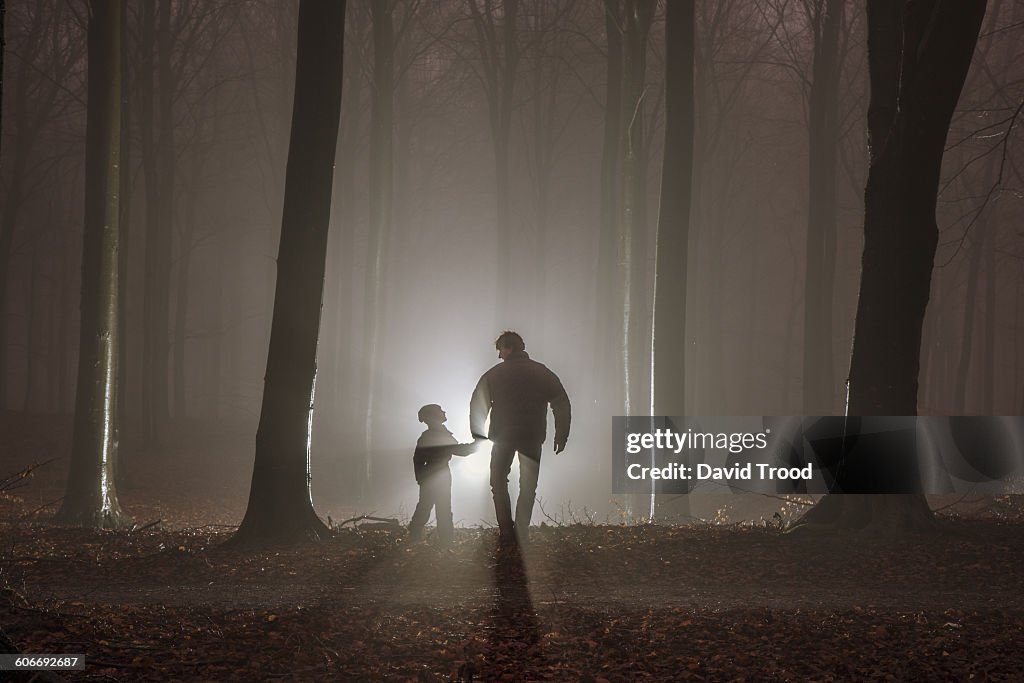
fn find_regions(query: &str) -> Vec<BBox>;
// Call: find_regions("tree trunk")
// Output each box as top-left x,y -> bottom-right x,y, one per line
653,0 -> 695,420
116,0 -> 131,428
22,230 -> 38,412
595,1 -> 624,411
0,0 -> 5,408
800,0 -> 987,532
802,0 -> 843,415
981,201 -> 996,413
232,0 -> 346,546
56,0 -> 129,529
360,0 -> 395,494
652,0 -> 695,521
618,0 -> 655,418
139,0 -> 175,448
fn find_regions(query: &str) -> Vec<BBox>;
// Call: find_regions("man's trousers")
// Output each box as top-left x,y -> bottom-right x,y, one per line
489,442 -> 541,541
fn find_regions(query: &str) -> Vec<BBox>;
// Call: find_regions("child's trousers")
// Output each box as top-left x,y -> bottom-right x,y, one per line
409,468 -> 454,543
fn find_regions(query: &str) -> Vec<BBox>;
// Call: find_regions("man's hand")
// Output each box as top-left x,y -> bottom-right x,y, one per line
554,438 -> 566,454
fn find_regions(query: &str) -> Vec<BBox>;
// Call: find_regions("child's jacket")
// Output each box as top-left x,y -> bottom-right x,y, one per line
414,426 -> 476,483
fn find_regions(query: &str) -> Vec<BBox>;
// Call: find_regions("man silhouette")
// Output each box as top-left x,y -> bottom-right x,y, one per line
471,331 -> 571,546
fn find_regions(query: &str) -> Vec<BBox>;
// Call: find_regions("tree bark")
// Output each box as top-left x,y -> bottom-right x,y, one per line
849,0 -> 986,417
618,0 -> 655,417
652,0 -> 695,521
232,0 -> 346,546
360,0 -> 395,493
652,0 -> 695,419
595,1 -> 624,410
56,0 -> 129,529
800,0 -> 987,532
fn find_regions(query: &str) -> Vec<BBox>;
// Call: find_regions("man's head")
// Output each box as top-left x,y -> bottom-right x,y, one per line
417,403 -> 446,425
494,330 -> 525,360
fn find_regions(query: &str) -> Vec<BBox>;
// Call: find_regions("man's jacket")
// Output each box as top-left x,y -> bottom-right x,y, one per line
470,350 -> 570,447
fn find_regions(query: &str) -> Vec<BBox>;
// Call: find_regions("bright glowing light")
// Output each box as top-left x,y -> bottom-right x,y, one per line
455,440 -> 492,477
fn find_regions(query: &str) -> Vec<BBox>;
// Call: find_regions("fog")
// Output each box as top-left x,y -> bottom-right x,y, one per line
2,0 -> 1023,526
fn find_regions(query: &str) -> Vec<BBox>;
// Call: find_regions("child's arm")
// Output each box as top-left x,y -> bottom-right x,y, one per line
452,441 -> 479,457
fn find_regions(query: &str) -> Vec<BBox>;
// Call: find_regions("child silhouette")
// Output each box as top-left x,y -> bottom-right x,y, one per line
408,404 -> 478,544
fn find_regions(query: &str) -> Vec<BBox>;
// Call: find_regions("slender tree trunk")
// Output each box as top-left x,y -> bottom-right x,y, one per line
232,0 -> 346,546
117,0 -> 131,426
619,0 -> 655,417
56,0 -> 129,528
172,193 -> 196,421
22,230 -> 38,412
802,0 -> 843,415
652,0 -> 695,521
982,214 -> 996,413
653,0 -> 694,419
0,0 -> 4,407
595,1 -> 624,411
139,1 -> 161,447
56,239 -> 72,412
327,22 -> 363,496
154,0 -> 174,429
360,0 -> 394,491
0,0 -> 4,163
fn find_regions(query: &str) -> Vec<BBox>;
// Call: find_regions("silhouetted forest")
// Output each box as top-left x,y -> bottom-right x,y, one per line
1,1 -> 1023,680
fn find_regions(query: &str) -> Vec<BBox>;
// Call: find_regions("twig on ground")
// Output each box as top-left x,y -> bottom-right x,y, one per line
128,520 -> 162,535
24,497 -> 64,519
536,498 -> 564,527
337,514 -> 399,528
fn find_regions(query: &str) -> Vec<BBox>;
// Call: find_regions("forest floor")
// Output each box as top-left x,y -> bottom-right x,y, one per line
1,413 -> 1023,681
2,512 -> 1023,681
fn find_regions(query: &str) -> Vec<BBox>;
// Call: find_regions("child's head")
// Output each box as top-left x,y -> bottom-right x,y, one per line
417,403 -> 446,425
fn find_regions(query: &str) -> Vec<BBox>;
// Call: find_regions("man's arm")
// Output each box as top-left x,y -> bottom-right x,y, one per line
550,373 -> 571,453
469,375 -> 491,440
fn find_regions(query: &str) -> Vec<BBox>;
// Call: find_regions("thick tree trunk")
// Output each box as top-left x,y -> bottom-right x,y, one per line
802,0 -> 843,415
652,0 -> 695,521
800,0 -> 987,532
0,0 -> 7,408
232,0 -> 346,546
848,0 -> 985,417
56,0 -> 129,529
